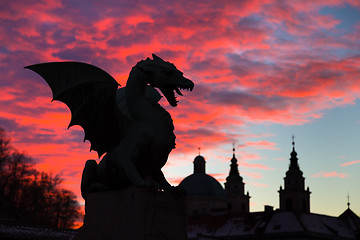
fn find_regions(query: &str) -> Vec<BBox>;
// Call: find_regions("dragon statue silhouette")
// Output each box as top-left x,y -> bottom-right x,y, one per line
25,54 -> 194,199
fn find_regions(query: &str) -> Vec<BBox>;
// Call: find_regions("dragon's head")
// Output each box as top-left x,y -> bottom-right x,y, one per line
137,54 -> 194,107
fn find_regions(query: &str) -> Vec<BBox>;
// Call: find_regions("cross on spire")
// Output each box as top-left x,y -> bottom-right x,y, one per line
347,192 -> 350,209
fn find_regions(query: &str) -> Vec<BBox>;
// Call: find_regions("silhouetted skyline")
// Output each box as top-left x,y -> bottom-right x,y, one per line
0,1 -> 359,216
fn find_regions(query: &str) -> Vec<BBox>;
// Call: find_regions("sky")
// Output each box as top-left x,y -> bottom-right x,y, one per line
1,0 -> 360,217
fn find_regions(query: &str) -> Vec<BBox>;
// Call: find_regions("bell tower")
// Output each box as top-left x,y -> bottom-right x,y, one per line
278,136 -> 311,212
225,145 -> 250,213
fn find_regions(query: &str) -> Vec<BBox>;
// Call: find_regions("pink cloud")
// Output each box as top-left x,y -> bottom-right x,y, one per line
246,141 -> 279,150
312,172 -> 349,178
208,173 -> 227,183
240,162 -> 273,170
243,172 -> 263,179
238,153 -> 262,161
167,177 -> 186,186
341,160 -> 360,166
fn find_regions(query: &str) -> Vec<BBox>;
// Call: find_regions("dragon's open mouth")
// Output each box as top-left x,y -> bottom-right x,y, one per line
160,81 -> 194,107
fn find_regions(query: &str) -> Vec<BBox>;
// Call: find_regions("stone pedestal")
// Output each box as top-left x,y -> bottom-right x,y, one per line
73,187 -> 187,240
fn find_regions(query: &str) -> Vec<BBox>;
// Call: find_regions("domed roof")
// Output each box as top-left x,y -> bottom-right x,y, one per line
194,155 -> 205,163
179,173 -> 225,198
179,153 -> 225,198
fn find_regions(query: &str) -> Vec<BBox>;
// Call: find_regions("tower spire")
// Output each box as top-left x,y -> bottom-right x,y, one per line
229,144 -> 240,176
347,192 -> 350,209
279,136 -> 311,213
225,143 -> 250,213
289,134 -> 299,170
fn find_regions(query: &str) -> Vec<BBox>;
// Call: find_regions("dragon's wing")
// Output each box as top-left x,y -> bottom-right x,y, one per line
25,62 -> 122,158
116,87 -> 133,121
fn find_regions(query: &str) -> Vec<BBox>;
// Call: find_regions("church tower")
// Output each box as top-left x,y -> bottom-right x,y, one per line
279,137 -> 311,212
225,146 -> 250,213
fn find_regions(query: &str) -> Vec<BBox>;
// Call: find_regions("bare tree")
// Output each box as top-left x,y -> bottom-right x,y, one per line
0,128 -> 11,174
0,127 -> 82,228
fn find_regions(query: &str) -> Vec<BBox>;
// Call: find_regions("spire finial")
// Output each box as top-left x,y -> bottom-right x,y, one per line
232,141 -> 235,156
198,147 -> 201,155
292,134 -> 295,146
347,192 -> 350,209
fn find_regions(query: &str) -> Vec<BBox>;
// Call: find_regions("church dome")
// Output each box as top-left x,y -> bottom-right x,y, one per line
179,173 -> 225,198
179,155 -> 225,198
194,155 -> 205,163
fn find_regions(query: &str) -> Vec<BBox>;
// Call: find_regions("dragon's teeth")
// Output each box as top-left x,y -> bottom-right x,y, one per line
175,87 -> 183,96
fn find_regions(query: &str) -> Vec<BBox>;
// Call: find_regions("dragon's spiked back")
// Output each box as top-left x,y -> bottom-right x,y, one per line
25,62 -> 122,158
137,54 -> 194,107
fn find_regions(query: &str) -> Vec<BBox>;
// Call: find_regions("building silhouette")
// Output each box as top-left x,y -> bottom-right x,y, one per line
224,146 -> 250,214
180,139 -> 360,240
179,155 -> 227,216
179,147 -> 250,216
1,139 -> 359,240
278,139 -> 311,212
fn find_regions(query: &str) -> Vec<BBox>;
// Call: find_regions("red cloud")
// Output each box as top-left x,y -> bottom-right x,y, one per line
1,0 -> 360,208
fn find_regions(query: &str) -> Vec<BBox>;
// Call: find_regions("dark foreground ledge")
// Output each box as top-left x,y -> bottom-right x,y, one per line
73,187 -> 187,240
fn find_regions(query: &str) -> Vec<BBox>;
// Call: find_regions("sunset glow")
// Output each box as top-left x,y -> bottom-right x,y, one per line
1,0 -> 360,217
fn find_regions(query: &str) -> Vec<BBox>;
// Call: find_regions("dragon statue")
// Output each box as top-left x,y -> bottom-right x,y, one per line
25,54 -> 194,199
